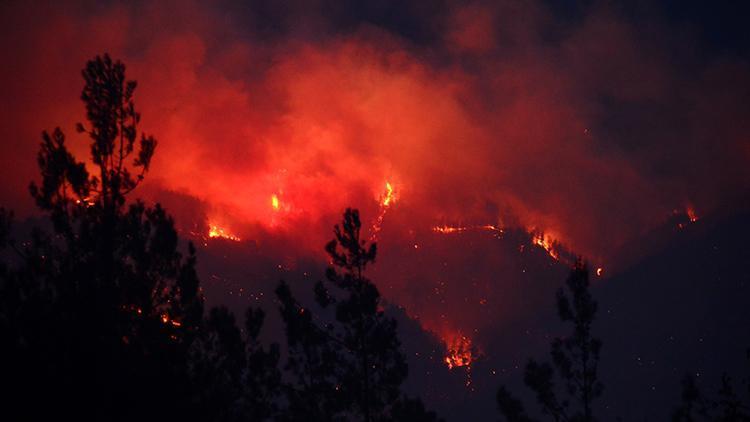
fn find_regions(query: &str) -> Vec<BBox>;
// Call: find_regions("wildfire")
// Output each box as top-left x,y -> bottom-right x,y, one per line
531,232 -> 559,261
432,224 -> 503,235
208,224 -> 241,241
371,181 -> 398,241
381,181 -> 396,207
444,333 -> 476,370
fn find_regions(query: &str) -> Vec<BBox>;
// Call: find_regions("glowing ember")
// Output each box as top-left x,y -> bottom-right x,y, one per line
686,207 -> 698,223
444,333 -> 476,370
271,194 -> 280,211
208,224 -> 241,241
74,196 -> 95,207
596,267 -> 603,277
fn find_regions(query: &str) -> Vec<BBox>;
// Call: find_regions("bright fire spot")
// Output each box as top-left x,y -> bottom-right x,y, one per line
433,225 -> 466,234
271,194 -> 280,211
432,224 -> 503,235
382,182 -> 395,207
596,267 -> 603,277
531,232 -> 560,261
444,334 -> 475,370
687,207 -> 698,223
208,224 -> 241,241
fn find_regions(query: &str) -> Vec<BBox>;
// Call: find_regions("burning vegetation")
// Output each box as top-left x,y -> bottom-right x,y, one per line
208,224 -> 241,241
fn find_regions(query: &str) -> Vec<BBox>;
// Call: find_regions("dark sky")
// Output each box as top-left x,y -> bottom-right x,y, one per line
1,0 -> 749,419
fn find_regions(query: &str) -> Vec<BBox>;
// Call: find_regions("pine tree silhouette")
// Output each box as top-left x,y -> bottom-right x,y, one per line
276,208 -> 440,421
0,54 -> 280,421
673,349 -> 750,421
497,263 -> 603,422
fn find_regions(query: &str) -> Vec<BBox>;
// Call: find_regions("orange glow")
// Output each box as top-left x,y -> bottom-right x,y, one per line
271,194 -> 280,211
443,333 -> 476,370
596,267 -> 603,277
208,224 -> 241,241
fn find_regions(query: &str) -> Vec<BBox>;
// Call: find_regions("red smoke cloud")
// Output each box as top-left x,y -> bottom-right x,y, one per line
2,0 -> 749,364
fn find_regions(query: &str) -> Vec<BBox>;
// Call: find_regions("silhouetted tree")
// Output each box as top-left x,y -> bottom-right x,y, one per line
498,263 -> 603,422
0,54 -> 280,421
390,396 -> 444,422
277,208 -> 424,421
188,306 -> 281,421
673,350 -> 750,421
276,280 -> 344,421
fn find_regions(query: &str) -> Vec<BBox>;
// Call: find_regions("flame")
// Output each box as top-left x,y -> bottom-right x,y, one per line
432,224 -> 503,235
208,224 -> 241,241
433,225 -> 467,234
596,267 -> 603,277
271,194 -> 280,211
371,181 -> 398,241
382,182 -> 395,207
531,232 -> 560,261
443,333 -> 476,370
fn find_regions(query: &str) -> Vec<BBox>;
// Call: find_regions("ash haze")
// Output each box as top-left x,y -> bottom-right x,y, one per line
1,1 -> 750,420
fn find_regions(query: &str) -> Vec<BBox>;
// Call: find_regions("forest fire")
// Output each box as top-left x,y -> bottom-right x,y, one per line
382,182 -> 395,207
371,181 -> 397,240
432,224 -> 503,235
208,224 -> 241,242
443,333 -> 476,370
531,232 -> 560,261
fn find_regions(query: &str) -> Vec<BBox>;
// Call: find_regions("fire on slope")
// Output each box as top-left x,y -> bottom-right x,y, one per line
208,224 -> 241,241
370,181 -> 398,241
444,332 -> 476,370
432,224 -> 503,235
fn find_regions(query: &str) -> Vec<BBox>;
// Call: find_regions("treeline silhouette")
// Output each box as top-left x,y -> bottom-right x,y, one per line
495,265 -> 750,421
1,54 -> 748,422
0,55 -> 440,422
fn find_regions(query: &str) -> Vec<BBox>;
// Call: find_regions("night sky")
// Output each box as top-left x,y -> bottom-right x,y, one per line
2,1 -> 750,420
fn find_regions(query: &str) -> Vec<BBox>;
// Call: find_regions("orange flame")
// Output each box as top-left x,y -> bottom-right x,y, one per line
208,224 -> 241,241
531,232 -> 559,261
371,181 -> 398,241
432,224 -> 503,235
443,333 -> 476,370
381,181 -> 396,207
271,194 -> 280,211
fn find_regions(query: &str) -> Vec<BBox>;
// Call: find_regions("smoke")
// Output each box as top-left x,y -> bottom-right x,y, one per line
2,0 -> 749,374
4,1 -> 747,260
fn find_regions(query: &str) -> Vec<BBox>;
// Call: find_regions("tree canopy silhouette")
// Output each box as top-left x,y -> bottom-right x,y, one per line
276,208 -> 440,421
497,263 -> 603,422
0,54 -> 440,422
0,54 -> 280,421
672,349 -> 750,421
